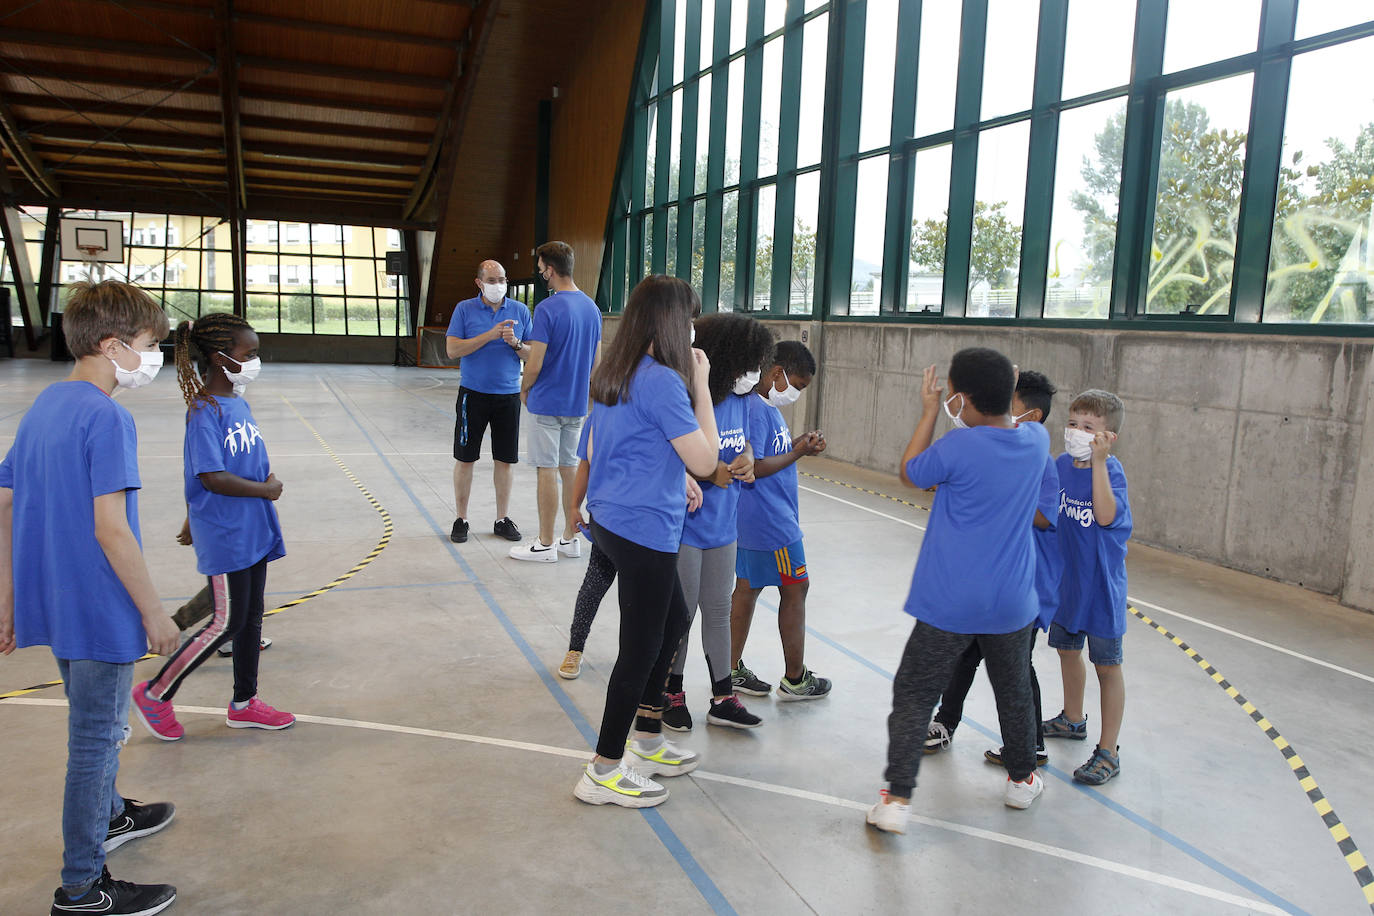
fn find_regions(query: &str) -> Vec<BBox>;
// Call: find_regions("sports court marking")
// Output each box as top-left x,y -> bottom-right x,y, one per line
0,696 -> 1287,915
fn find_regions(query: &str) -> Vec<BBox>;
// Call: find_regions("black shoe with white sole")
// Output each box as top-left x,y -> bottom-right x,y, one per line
51,867 -> 176,916
707,695 -> 762,729
104,799 -> 175,853
450,518 -> 469,543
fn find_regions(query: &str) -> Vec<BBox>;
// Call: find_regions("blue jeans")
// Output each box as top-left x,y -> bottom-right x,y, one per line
57,657 -> 133,892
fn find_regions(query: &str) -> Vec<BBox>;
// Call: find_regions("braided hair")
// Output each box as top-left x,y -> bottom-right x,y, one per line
174,312 -> 254,415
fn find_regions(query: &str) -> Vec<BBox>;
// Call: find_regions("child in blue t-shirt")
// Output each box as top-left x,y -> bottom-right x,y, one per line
662,313 -> 775,731
869,349 -> 1048,836
924,370 -> 1061,768
0,281 -> 179,912
132,313 -> 292,741
1042,389 -> 1133,786
729,341 -> 830,701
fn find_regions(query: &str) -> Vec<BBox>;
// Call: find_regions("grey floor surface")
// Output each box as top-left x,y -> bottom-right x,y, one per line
1,360 -> 1371,915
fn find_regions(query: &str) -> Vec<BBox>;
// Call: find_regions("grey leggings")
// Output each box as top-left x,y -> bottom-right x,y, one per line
670,541 -> 737,697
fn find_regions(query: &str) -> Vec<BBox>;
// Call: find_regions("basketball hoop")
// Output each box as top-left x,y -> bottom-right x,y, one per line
77,245 -> 103,260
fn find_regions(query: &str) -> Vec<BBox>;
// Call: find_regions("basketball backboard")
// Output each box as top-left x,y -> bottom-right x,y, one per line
60,218 -> 125,263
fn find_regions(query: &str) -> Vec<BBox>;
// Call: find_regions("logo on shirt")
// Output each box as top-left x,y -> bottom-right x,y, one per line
719,428 -> 746,453
770,425 -> 791,456
224,420 -> 263,457
1060,490 -> 1094,528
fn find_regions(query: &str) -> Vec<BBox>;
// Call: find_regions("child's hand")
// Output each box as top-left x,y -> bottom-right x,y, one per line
807,430 -> 826,455
728,452 -> 754,483
143,614 -> 182,657
1090,430 -> 1117,464
263,473 -> 283,501
570,506 -> 587,534
176,518 -> 192,546
685,474 -> 704,512
711,461 -> 734,488
920,365 -> 944,412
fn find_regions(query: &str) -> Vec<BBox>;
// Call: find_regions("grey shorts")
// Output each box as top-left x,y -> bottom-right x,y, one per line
528,413 -> 584,467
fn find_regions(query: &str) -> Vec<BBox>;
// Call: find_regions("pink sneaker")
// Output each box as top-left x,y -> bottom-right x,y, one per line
131,681 -> 184,741
226,697 -> 296,730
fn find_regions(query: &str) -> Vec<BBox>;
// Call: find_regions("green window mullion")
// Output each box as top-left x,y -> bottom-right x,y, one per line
1231,0 -> 1298,323
652,0 -> 676,272
769,0 -> 807,315
940,0 -> 990,318
702,2 -> 733,311
823,0 -> 865,316
1110,0 -> 1167,319
1014,0 -> 1068,319
881,0 -> 922,314
610,215 -> 628,312
677,0 -> 703,278
736,0 -> 766,311
631,102 -> 650,287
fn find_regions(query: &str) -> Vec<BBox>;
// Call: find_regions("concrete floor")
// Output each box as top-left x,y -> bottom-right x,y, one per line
1,360 -> 1371,915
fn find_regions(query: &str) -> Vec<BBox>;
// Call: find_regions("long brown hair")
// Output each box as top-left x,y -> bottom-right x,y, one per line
174,312 -> 253,415
590,275 -> 699,407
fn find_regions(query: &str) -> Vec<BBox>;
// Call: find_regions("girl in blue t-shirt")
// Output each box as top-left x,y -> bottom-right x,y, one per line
132,314 -> 293,742
573,276 -> 722,809
662,313 -> 775,732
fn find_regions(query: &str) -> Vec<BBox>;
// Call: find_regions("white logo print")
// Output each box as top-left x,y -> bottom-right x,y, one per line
770,424 -> 791,456
54,890 -> 114,912
718,426 -> 746,453
223,420 -> 263,457
1060,490 -> 1094,528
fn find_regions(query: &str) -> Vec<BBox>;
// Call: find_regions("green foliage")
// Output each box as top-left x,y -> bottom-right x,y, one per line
912,200 -> 1022,289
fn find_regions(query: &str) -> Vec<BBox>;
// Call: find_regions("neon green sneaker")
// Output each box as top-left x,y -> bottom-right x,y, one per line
574,760 -> 668,808
625,737 -> 700,777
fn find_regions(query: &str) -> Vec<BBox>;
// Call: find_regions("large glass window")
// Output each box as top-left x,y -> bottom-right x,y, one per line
719,190 -> 739,310
753,184 -> 777,309
1266,35 -> 1374,324
1146,74 -> 1254,315
967,122 -> 1030,316
1061,0 -> 1136,100
1163,0 -> 1261,73
699,0 -> 716,70
724,57 -> 745,186
758,38 -> 784,177
673,0 -> 687,85
850,155 -> 889,316
1296,0 -> 1374,39
791,171 -> 821,315
981,0 -> 1040,119
796,13 -> 828,167
729,0 -> 747,53
1046,99 -> 1128,318
691,201 -> 707,291
913,0 -> 959,138
907,144 -> 953,313
667,89 -> 684,200
695,74 -> 713,195
858,0 -> 898,153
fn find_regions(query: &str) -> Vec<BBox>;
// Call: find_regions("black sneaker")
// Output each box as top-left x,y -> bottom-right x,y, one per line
51,866 -> 175,915
493,517 -> 521,541
984,746 -> 1049,768
662,691 -> 692,731
450,518 -> 469,543
104,799 -> 175,852
707,695 -> 761,729
729,661 -> 773,697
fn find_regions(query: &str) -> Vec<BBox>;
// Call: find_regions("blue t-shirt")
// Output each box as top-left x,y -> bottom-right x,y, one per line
682,394 -> 750,550
1052,453 -> 1132,638
1032,452 -> 1062,631
0,381 -> 147,662
736,395 -> 803,551
903,422 -> 1050,634
184,396 -> 286,576
526,290 -> 602,417
445,296 -> 533,395
585,355 -> 700,552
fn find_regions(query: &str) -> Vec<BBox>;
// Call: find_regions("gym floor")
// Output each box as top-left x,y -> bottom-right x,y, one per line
1,361 -> 1371,915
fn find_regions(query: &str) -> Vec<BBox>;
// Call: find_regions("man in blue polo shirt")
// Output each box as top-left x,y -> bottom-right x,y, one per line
511,241 -> 602,563
446,259 -> 532,544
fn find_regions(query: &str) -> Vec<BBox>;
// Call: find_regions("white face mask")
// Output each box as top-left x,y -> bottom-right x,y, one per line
1064,427 -> 1095,461
111,340 -> 163,389
481,281 -> 507,304
220,352 -> 262,396
733,369 -> 761,396
690,325 -> 696,345
1012,410 -> 1035,425
765,373 -> 801,408
943,394 -> 969,429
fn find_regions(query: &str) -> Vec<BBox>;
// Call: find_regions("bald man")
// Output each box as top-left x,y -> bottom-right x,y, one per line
444,260 -> 533,543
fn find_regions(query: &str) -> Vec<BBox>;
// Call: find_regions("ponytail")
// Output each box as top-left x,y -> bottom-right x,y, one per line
174,313 -> 253,415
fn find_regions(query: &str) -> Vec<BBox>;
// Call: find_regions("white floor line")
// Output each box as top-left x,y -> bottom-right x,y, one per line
0,697 -> 1283,913
1128,596 -> 1374,686
801,477 -> 1367,684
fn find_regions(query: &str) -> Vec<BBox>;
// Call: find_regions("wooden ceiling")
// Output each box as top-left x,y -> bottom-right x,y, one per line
0,0 -> 490,227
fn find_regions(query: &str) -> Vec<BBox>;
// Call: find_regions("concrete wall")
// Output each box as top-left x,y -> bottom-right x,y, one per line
258,334 -> 400,365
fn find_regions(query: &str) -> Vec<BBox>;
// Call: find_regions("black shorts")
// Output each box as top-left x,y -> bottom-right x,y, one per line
454,387 -> 521,464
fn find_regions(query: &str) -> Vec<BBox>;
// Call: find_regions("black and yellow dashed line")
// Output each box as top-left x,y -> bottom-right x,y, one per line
799,470 -> 931,513
1131,605 -> 1374,913
0,399 -> 392,703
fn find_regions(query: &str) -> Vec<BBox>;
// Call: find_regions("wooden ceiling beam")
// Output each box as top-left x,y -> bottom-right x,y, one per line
239,90 -> 438,118
26,125 -> 224,153
29,142 -> 223,167
236,56 -> 449,90
244,177 -> 409,199
0,93 -> 59,197
251,145 -> 426,168
58,0 -> 214,16
213,0 -> 245,210
245,161 -> 417,183
233,11 -> 463,50
2,29 -> 210,63
0,63 -> 219,97
240,115 -> 433,145
3,92 -> 222,126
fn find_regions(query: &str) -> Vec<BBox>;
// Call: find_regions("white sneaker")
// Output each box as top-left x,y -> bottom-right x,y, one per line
866,791 -> 910,834
1004,771 -> 1045,809
574,760 -> 669,808
508,539 -> 557,563
625,737 -> 700,777
557,536 -> 581,558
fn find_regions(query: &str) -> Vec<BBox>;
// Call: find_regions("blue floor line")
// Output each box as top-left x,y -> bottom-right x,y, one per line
321,377 -> 736,916
755,599 -> 1307,915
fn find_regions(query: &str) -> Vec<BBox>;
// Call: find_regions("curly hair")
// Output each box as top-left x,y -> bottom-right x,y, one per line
174,312 -> 254,415
693,313 -> 775,404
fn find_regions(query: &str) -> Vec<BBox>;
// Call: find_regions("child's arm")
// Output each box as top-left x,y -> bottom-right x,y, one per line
569,458 -> 590,532
899,365 -> 943,487
0,487 -> 14,655
753,432 -> 815,479
1090,432 -> 1118,526
92,491 -> 180,656
728,444 -> 755,484
199,471 -> 283,500
1033,510 -> 1052,529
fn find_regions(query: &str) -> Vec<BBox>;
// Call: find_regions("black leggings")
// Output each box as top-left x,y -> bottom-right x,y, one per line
568,540 -> 616,653
934,629 -> 1045,748
590,520 -> 691,760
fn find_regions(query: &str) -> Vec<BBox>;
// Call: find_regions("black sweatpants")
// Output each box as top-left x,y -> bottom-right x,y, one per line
590,520 -> 691,760
934,630 -> 1045,749
886,620 -> 1037,793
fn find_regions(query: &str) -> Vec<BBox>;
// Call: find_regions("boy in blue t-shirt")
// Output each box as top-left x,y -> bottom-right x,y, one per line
730,341 -> 829,701
0,281 -> 179,914
1042,389 -> 1133,786
868,348 -> 1048,836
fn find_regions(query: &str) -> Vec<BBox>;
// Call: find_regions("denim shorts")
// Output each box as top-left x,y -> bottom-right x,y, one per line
1048,622 -> 1123,666
528,413 -> 583,467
